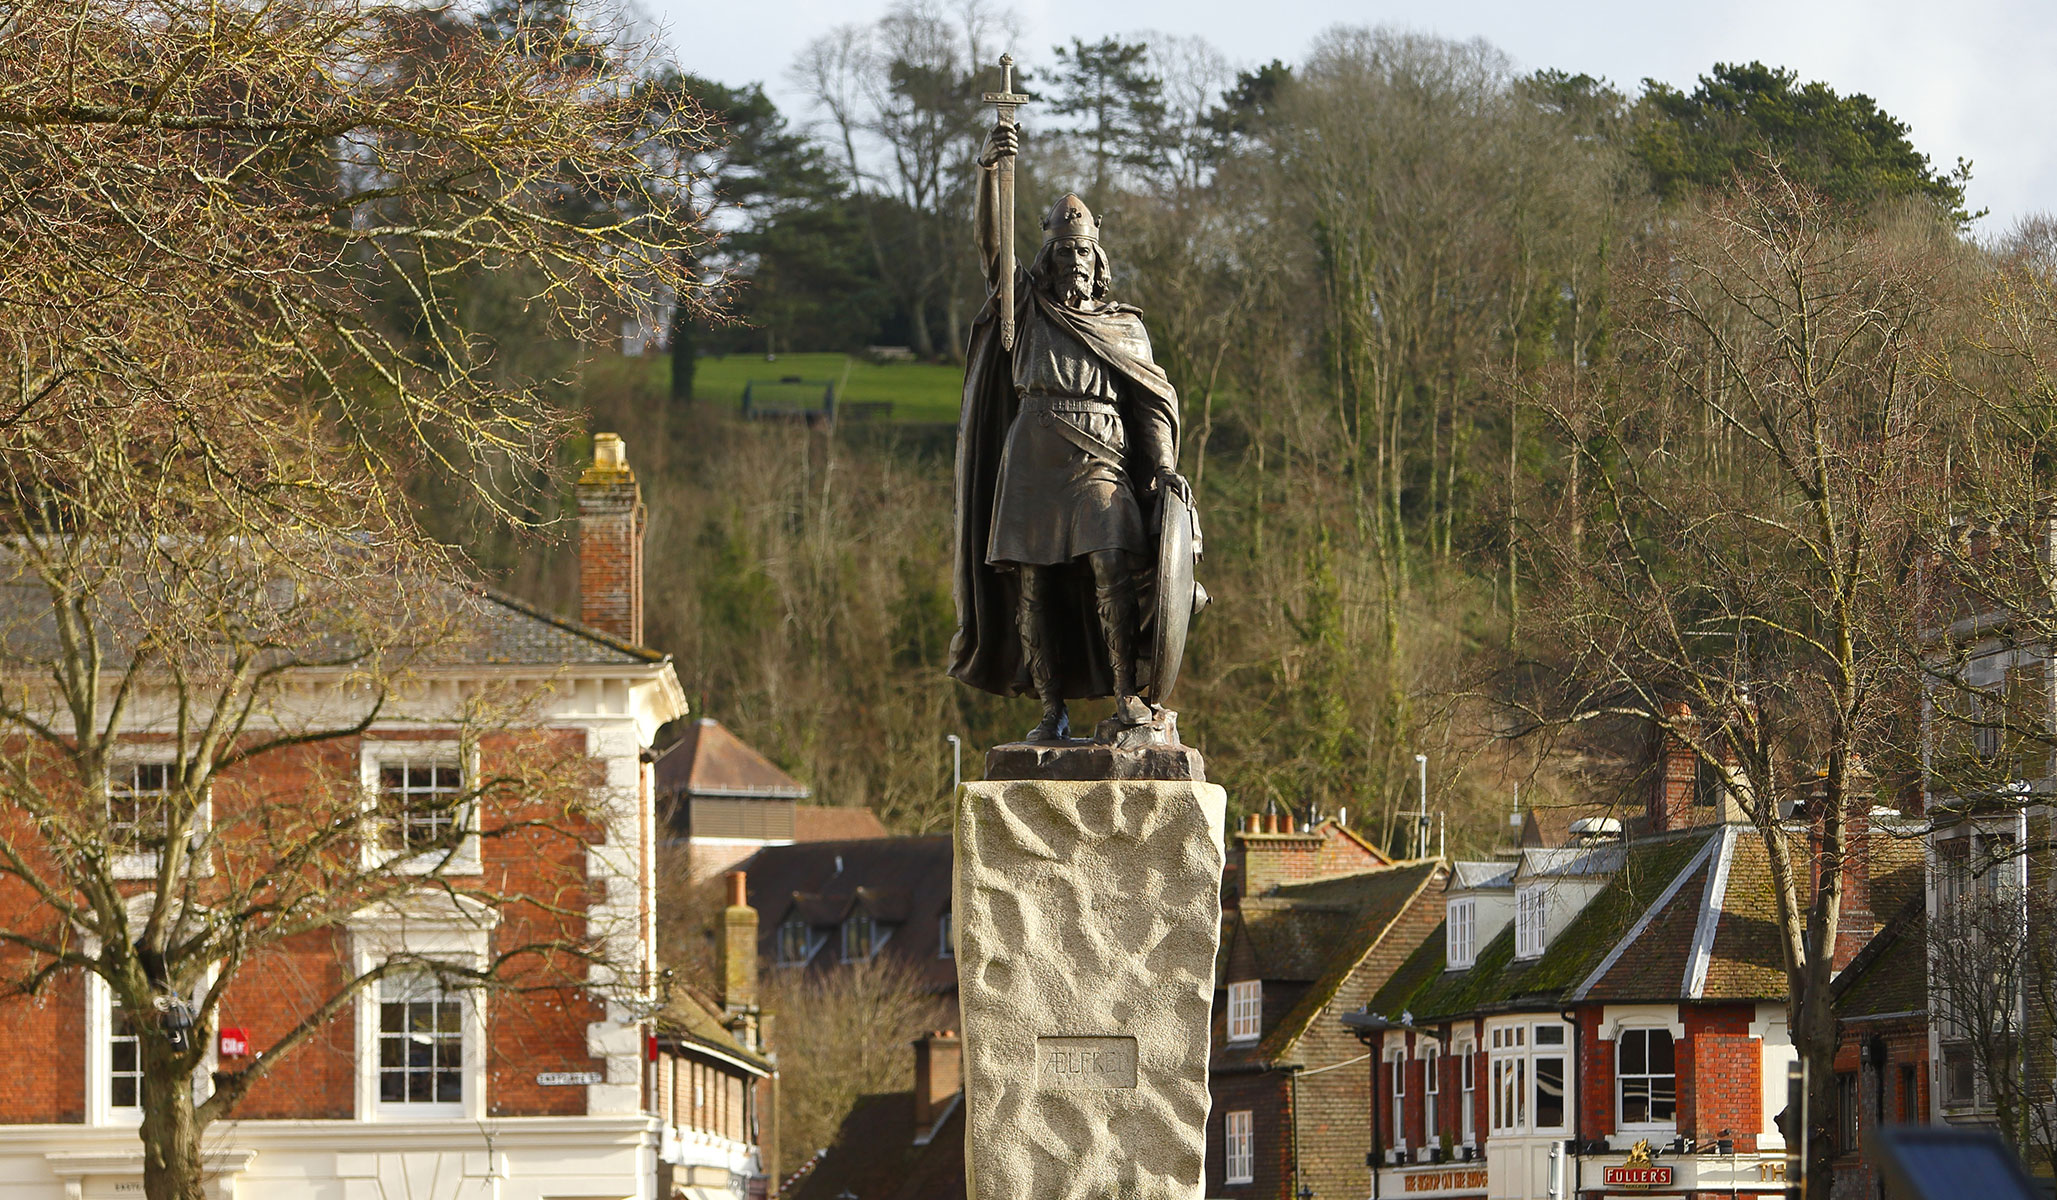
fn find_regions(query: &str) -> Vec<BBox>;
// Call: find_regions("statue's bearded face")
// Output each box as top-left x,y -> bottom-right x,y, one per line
1047,239 -> 1097,305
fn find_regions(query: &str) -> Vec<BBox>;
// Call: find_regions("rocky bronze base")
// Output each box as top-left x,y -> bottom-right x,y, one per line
985,728 -> 1206,783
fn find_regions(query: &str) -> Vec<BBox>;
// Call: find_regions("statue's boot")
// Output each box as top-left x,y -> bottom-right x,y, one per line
1018,568 -> 1070,742
1096,567 -> 1150,727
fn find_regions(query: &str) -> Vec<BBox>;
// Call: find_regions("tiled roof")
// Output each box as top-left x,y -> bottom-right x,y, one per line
0,561 -> 665,669
1835,898 -> 1927,1019
786,1088 -> 965,1200
656,718 -> 810,800
1698,832 -> 1789,1000
794,806 -> 888,841
1215,861 -> 1444,1067
1450,861 -> 1516,891
743,836 -> 956,993
657,987 -> 772,1075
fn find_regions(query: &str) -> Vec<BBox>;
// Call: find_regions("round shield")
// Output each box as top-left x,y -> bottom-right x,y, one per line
1148,485 -> 1205,705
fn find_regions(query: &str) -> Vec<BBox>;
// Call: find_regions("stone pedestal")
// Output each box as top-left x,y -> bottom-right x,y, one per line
954,773 -> 1227,1200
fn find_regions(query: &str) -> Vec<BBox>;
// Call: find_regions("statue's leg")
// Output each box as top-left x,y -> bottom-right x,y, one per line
1089,548 -> 1148,725
1017,565 -> 1070,742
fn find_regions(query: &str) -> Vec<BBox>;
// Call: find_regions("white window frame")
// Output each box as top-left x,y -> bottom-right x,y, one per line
1458,1038 -> 1477,1142
82,899 -> 219,1127
1487,1019 -> 1571,1134
1616,1026 -> 1680,1132
349,894 -> 496,1122
1422,1041 -> 1441,1142
372,970 -> 470,1117
360,739 -> 480,876
1226,980 -> 1262,1043
1388,1046 -> 1407,1148
1514,886 -> 1547,959
1224,1109 -> 1254,1185
107,755 -> 212,882
1447,897 -> 1476,968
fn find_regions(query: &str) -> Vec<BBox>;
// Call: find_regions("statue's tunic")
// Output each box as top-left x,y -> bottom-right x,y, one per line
986,309 -> 1145,566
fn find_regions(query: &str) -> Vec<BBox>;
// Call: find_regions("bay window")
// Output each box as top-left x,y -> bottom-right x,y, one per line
1489,1020 -> 1570,1134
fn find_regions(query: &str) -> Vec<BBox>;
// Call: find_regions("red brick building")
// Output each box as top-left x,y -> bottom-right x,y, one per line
0,434 -> 770,1200
1348,737 -> 1922,1200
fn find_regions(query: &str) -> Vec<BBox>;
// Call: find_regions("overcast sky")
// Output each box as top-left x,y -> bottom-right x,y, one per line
643,0 -> 2054,236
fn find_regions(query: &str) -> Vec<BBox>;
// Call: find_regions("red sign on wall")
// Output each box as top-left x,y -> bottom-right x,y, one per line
1602,1165 -> 1674,1187
218,1027 -> 251,1057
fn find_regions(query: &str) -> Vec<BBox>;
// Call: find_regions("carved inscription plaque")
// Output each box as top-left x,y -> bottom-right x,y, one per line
1036,1036 -> 1138,1089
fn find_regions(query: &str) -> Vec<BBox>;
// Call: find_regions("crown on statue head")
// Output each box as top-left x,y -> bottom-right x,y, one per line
1041,194 -> 1100,245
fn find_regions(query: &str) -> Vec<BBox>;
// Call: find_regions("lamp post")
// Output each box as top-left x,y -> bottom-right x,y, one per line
1343,1010 -> 1395,1200
945,734 -> 962,792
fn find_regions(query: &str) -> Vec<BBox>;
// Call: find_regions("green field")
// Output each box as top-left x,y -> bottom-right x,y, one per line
682,352 -> 963,424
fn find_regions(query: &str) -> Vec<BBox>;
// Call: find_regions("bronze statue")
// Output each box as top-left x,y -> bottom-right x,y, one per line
950,60 -> 1205,746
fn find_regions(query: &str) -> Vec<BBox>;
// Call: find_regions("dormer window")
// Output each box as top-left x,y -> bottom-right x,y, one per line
1226,980 -> 1261,1042
1514,886 -> 1546,959
1446,897 -> 1477,968
841,913 -> 877,963
777,917 -> 813,966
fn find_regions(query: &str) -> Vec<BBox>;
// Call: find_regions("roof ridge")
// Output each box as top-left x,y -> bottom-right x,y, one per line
1683,826 -> 1741,999
462,581 -> 668,664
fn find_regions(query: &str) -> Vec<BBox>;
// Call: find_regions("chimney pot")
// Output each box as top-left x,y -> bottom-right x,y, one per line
726,869 -> 747,908
1281,813 -> 1296,834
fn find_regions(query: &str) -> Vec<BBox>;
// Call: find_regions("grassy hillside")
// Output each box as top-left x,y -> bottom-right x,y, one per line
676,352 -> 963,424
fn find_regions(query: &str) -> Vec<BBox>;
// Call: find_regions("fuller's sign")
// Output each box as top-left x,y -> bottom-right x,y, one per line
1601,1164 -> 1675,1187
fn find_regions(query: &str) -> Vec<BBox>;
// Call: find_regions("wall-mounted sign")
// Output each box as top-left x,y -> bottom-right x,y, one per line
536,1071 -> 603,1086
1401,1166 -> 1489,1192
1602,1165 -> 1675,1187
218,1028 -> 251,1057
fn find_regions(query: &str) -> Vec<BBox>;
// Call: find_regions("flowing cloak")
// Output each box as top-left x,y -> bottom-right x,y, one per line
948,271 -> 1182,700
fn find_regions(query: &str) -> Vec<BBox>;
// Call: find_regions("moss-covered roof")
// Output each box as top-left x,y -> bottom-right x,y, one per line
1365,830 -> 1718,1022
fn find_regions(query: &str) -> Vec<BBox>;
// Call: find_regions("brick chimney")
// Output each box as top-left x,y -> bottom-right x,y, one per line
912,1031 -> 962,1142
1236,820 -> 1325,893
718,870 -> 759,1042
1652,703 -> 1700,833
577,432 -> 645,644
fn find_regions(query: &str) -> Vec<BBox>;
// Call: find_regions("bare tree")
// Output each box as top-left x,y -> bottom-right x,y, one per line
0,2 -> 719,1197
1517,171 -> 1965,1198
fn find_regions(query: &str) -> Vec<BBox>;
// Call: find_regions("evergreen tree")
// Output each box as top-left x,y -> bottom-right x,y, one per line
1632,61 -> 1973,222
1048,36 -> 1168,203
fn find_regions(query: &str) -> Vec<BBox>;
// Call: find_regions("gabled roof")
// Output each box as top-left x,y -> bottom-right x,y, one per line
1216,860 -> 1444,1068
1368,830 -> 1721,1021
1519,844 -> 1627,879
655,718 -> 810,800
744,835 -> 955,992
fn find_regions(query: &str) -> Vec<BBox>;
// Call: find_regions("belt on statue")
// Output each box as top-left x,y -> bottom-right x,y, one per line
1019,392 -> 1119,419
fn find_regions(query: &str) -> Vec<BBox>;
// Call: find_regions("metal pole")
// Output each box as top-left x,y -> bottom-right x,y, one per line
1415,754 -> 1428,859
945,734 -> 962,792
